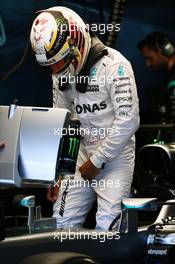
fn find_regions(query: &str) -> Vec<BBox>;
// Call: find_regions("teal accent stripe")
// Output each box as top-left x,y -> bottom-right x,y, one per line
167,80 -> 175,90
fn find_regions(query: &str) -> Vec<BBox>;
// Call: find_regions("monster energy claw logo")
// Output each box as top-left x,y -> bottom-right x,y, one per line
69,138 -> 79,157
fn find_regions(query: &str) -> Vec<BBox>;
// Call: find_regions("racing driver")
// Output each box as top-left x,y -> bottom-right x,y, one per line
30,6 -> 140,231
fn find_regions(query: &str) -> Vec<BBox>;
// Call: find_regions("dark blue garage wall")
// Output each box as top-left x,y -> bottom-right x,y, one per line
0,0 -> 58,106
0,0 -> 175,119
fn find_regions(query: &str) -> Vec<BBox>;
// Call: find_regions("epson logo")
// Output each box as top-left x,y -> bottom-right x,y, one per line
148,249 -> 168,256
75,101 -> 107,114
116,96 -> 132,103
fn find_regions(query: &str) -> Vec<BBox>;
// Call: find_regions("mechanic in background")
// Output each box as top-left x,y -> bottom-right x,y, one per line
138,31 -> 175,123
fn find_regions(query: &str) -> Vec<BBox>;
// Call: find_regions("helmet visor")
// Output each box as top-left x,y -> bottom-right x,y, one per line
49,53 -> 72,74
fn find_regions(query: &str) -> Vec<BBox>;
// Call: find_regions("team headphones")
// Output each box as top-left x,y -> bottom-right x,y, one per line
154,32 -> 175,57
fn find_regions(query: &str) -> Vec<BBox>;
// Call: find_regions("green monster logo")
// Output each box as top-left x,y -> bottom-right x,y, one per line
69,138 -> 79,158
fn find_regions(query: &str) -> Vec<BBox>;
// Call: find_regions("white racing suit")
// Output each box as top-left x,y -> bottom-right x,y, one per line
52,47 -> 140,231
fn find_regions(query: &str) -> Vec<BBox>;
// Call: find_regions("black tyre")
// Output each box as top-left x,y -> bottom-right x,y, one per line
20,252 -> 99,264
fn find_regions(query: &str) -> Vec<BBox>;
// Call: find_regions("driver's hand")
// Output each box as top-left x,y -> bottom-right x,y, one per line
47,176 -> 61,203
0,141 -> 5,149
79,159 -> 100,181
